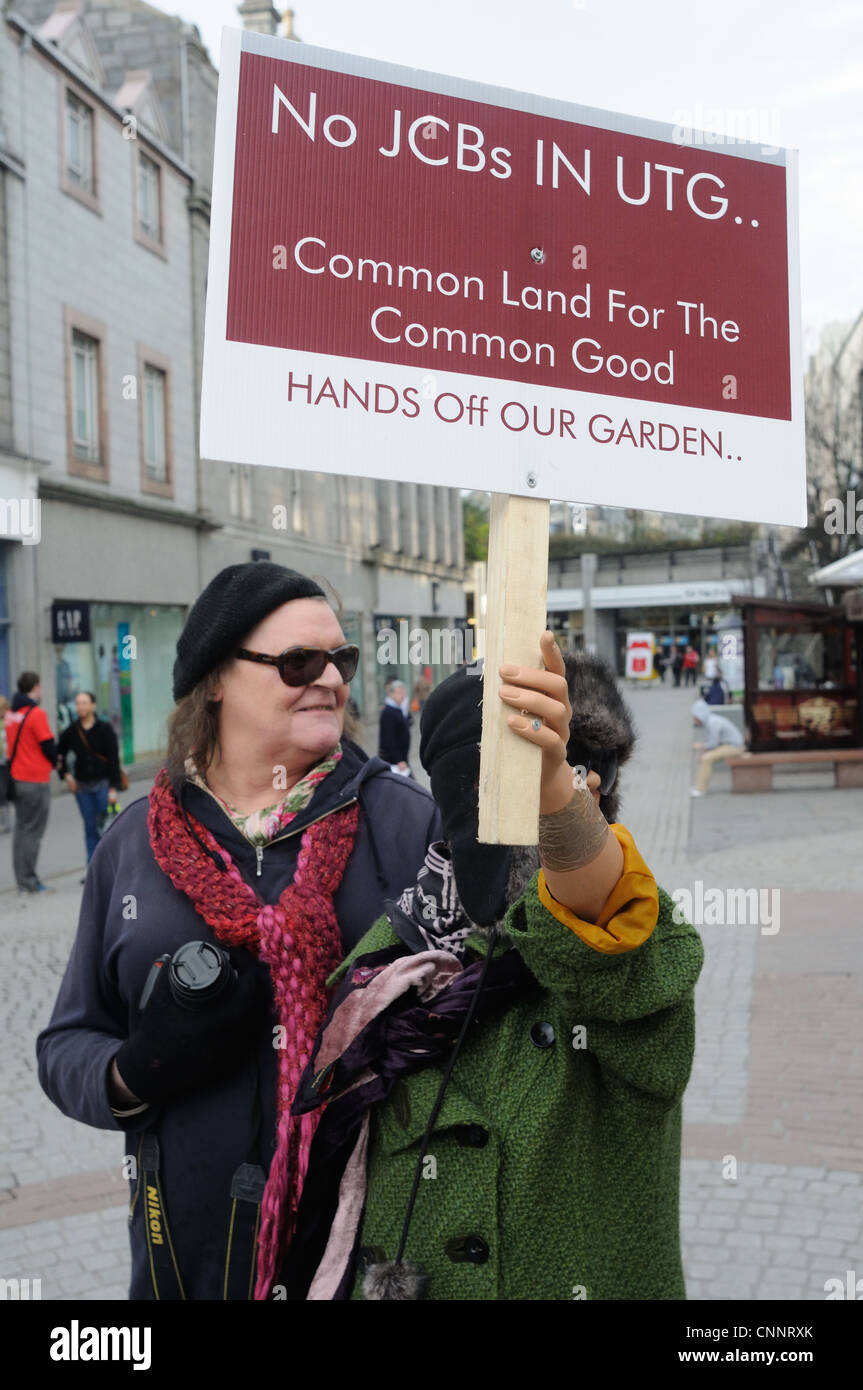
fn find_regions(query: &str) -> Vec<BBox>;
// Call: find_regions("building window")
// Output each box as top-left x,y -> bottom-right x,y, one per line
229,465 -> 253,520
61,86 -> 99,211
66,92 -> 93,190
65,308 -> 108,480
241,467 -> 253,519
71,331 -> 99,462
138,153 -> 161,242
143,365 -> 167,481
137,348 -> 173,496
291,470 -> 305,533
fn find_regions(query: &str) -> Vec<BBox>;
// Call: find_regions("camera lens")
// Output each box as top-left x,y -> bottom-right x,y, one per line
168,941 -> 236,1009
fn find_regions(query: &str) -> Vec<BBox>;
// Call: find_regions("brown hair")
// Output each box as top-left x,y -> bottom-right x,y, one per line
164,663 -> 227,790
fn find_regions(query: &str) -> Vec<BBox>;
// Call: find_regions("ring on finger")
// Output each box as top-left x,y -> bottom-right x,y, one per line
531,717 -> 542,731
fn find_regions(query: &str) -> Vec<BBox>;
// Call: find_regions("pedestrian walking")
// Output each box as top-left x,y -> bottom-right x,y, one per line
703,649 -> 720,681
36,562 -> 441,1301
671,644 -> 684,687
690,697 -> 746,795
4,672 -> 57,893
56,691 -> 124,863
283,635 -> 703,1300
683,644 -> 700,687
653,648 -> 666,683
378,677 -> 411,775
0,695 -> 10,833
410,670 -> 431,714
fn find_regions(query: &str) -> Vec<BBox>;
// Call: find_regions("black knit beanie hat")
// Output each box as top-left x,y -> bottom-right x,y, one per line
172,562 -> 327,701
419,651 -> 637,922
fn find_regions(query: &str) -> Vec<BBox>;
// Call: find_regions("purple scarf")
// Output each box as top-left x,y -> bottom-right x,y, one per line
284,903 -> 532,1298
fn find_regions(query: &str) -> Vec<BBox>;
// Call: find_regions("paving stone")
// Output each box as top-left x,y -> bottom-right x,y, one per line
804,1238 -> 846,1256
778,1220 -> 820,1238
699,1212 -> 736,1230
754,1284 -> 803,1300
687,1244 -> 733,1264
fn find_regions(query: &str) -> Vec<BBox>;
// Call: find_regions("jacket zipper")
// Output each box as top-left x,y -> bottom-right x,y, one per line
189,779 -> 359,878
251,797 -> 359,875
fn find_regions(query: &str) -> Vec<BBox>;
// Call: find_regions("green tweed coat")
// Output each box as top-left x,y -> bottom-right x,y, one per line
339,874 -> 703,1301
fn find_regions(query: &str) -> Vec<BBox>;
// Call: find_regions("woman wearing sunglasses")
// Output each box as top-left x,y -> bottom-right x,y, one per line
36,562 -> 442,1301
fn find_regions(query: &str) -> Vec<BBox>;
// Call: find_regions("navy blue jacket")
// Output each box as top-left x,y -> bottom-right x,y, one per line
36,741 -> 440,1300
378,702 -> 410,765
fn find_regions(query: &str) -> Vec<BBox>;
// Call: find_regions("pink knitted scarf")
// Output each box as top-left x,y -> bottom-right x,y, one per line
147,770 -> 359,1299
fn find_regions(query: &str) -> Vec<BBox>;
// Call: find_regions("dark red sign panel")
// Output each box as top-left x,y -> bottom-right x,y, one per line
226,51 -> 791,420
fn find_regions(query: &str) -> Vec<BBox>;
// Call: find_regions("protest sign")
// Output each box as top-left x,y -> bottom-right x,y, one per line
202,27 -> 803,528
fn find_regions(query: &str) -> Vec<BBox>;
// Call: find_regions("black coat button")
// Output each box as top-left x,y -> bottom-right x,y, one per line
464,1236 -> 489,1264
530,1021 -> 555,1048
445,1234 -> 490,1264
454,1124 -> 488,1148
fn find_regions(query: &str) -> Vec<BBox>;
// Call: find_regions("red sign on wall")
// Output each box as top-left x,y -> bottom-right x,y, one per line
201,29 -> 805,526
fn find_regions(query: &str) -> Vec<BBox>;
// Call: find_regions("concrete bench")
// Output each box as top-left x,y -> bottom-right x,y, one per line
728,748 -> 863,792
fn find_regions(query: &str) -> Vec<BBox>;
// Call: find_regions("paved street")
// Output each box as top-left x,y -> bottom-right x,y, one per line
1,687 -> 861,1301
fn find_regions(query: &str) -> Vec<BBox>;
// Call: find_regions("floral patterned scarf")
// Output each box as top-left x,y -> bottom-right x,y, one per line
186,744 -> 342,844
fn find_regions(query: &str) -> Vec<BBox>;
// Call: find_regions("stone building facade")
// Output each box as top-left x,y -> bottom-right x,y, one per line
0,0 -> 465,767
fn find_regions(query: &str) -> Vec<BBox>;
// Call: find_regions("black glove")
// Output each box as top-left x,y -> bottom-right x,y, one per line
115,949 -> 271,1103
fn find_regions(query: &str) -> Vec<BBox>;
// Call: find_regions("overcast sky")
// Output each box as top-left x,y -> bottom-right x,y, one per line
151,0 -> 862,349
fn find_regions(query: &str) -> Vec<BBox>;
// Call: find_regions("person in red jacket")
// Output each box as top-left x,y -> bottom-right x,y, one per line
4,671 -> 57,893
682,645 -> 700,688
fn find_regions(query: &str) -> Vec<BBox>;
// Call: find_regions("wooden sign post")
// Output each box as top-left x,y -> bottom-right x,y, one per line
478,492 -> 551,845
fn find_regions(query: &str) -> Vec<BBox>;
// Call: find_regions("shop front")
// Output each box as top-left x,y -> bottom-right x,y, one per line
612,604 -> 729,676
547,575 -> 758,677
52,599 -> 186,766
735,596 -> 861,753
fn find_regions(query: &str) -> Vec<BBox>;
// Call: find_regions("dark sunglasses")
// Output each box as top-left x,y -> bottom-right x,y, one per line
235,644 -> 359,687
571,748 -> 619,796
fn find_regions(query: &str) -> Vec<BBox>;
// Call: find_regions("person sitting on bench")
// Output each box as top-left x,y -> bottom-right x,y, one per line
691,698 -> 745,797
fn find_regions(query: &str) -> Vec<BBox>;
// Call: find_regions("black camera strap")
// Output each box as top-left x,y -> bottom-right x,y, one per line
222,1065 -> 267,1300
222,1162 -> 267,1300
140,1133 -> 186,1300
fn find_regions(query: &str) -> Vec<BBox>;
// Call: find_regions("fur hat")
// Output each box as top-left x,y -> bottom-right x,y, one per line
563,652 -> 637,824
172,562 -> 326,701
